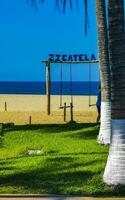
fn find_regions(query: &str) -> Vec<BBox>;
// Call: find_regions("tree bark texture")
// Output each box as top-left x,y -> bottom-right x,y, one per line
95,0 -> 111,144
103,0 -> 125,185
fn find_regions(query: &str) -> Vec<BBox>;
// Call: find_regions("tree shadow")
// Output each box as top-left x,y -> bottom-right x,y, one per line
0,136 -> 4,148
46,157 -> 105,169
0,137 -> 2,147
93,185 -> 125,197
64,125 -> 99,140
4,123 -> 98,134
0,155 -> 124,196
0,166 -> 17,171
0,156 -> 94,194
59,152 -> 107,156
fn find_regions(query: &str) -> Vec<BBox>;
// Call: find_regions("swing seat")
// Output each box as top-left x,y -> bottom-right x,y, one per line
89,104 -> 96,107
59,105 -> 71,109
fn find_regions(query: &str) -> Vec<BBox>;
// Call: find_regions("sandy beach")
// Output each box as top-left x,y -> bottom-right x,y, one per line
0,95 -> 97,124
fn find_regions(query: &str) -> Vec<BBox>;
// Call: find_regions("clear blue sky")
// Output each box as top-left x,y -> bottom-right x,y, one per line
0,0 -> 99,81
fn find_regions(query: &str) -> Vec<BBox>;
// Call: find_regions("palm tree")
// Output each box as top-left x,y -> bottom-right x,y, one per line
103,0 -> 125,185
95,0 -> 111,145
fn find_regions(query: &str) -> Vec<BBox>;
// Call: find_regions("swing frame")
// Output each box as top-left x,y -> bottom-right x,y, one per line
42,60 -> 99,115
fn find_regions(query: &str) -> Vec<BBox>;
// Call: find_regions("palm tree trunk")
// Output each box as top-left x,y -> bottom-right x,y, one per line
103,0 -> 125,185
95,0 -> 111,145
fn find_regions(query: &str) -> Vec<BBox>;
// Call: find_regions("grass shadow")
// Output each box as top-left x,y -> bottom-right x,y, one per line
0,136 -> 4,148
4,123 -> 98,134
64,125 -> 99,140
0,156 -> 94,194
0,155 -> 125,196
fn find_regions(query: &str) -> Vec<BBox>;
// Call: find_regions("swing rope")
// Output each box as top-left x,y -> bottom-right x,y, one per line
60,63 -> 63,107
70,63 -> 73,105
88,62 -> 91,106
59,63 -> 73,108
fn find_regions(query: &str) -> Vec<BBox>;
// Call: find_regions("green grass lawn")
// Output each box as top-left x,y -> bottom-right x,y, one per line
0,122 -> 124,196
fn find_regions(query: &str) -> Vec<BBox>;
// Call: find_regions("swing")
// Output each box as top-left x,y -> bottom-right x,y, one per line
88,62 -> 92,106
59,63 -> 73,109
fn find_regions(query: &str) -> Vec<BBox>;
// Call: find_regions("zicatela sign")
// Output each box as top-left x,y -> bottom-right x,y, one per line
49,53 -> 96,62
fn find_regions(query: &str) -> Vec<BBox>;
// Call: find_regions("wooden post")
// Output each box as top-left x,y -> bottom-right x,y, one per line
46,62 -> 51,115
5,102 -> 7,111
70,102 -> 73,122
64,102 -> 66,122
29,116 -> 32,125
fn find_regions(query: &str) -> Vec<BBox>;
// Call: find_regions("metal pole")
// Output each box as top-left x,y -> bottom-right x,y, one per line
46,62 -> 51,115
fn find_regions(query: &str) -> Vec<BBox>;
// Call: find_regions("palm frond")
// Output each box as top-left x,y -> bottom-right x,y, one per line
28,0 -> 44,9
31,0 -> 37,8
69,0 -> 73,10
29,0 -> 88,34
84,0 -> 88,35
56,0 -> 88,35
39,0 -> 44,3
63,0 -> 66,13
55,0 -> 61,12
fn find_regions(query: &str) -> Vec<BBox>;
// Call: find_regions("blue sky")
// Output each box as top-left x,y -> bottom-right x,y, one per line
0,0 -> 99,81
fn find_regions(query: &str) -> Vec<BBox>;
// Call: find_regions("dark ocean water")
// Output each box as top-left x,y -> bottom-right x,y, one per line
0,81 -> 99,95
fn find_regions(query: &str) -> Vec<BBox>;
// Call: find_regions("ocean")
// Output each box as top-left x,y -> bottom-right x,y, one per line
0,81 -> 99,95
